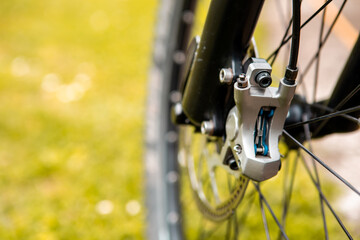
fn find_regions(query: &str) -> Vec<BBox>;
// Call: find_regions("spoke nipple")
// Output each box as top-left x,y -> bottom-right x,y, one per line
219,68 -> 233,84
201,120 -> 215,135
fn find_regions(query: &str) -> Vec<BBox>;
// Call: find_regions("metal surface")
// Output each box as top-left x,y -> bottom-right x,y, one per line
178,59 -> 297,223
219,62 -> 297,181
179,126 -> 249,222
200,120 -> 215,135
219,68 -> 234,84
182,0 -> 266,129
244,58 -> 272,87
179,36 -> 200,94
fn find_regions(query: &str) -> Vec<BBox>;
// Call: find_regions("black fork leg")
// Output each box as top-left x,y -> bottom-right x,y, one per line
181,0 -> 265,133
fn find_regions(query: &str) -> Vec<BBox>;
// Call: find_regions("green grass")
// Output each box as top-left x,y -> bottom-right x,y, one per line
0,0 -> 156,239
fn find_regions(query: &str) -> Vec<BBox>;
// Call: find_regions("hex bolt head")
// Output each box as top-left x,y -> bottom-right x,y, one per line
228,158 -> 239,170
201,120 -> 215,135
234,144 -> 242,154
255,71 -> 272,88
219,68 -> 233,84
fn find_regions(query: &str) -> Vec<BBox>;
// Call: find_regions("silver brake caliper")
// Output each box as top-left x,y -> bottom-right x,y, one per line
221,58 -> 297,181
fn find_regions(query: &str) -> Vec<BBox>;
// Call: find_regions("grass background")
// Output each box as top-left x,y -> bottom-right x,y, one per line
0,0 -> 157,239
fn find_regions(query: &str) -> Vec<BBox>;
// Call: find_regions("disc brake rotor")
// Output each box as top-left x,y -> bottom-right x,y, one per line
179,126 -> 249,222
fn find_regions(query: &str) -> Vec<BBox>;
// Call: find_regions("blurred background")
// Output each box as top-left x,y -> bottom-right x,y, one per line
0,0 -> 157,238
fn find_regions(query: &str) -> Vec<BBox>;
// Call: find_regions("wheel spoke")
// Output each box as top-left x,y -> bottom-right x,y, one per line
232,211 -> 239,240
312,1 -> 327,103
302,114 -> 329,239
313,83 -> 360,135
268,18 -> 293,66
238,189 -> 257,219
318,0 -> 347,49
253,182 -> 289,240
283,130 -> 360,196
276,0 -> 290,29
310,103 -> 360,124
285,105 -> 360,130
330,84 -> 360,111
267,0 -> 333,62
299,154 -> 353,239
279,152 -> 298,238
198,217 -> 206,240
259,184 -> 271,240
297,0 -> 347,84
199,219 -> 227,240
225,213 -> 233,240
226,175 -> 239,240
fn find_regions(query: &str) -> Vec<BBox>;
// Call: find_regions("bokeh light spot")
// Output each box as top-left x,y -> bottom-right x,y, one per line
74,73 -> 92,91
11,57 -> 30,77
125,200 -> 141,216
96,200 -> 114,215
42,73 -> 62,93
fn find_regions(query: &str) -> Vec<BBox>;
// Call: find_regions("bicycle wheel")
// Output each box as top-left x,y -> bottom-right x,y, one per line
145,0 -> 360,239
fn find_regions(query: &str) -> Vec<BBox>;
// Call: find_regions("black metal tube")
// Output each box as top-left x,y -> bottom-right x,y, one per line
182,0 -> 265,128
288,0 -> 301,70
284,0 -> 301,85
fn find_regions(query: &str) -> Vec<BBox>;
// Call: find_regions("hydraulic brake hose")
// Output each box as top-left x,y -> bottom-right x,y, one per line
285,0 -> 301,84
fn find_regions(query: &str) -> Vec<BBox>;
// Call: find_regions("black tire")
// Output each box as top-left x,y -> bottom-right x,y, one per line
145,1 -> 189,239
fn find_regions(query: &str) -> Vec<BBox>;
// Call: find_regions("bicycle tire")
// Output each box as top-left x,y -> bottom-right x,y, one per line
145,0 -> 190,239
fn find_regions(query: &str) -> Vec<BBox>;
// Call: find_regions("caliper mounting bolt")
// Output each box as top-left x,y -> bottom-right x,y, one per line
219,68 -> 233,84
228,158 -> 239,170
234,144 -> 242,154
200,120 -> 215,135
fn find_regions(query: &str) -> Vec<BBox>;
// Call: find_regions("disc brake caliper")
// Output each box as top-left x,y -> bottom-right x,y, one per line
221,58 -> 297,181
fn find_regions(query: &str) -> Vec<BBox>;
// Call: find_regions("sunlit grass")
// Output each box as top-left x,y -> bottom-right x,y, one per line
0,0 -> 156,238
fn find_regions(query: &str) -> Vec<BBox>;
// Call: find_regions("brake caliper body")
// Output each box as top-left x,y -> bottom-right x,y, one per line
222,58 -> 297,181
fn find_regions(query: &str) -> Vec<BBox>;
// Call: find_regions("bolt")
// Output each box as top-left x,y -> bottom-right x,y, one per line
169,91 -> 182,103
201,120 -> 215,135
239,73 -> 246,80
219,68 -> 233,84
182,10 -> 194,24
173,51 -> 186,64
237,73 -> 248,88
234,144 -> 242,154
171,102 -> 187,124
173,102 -> 182,116
255,71 -> 272,88
228,158 -> 239,170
